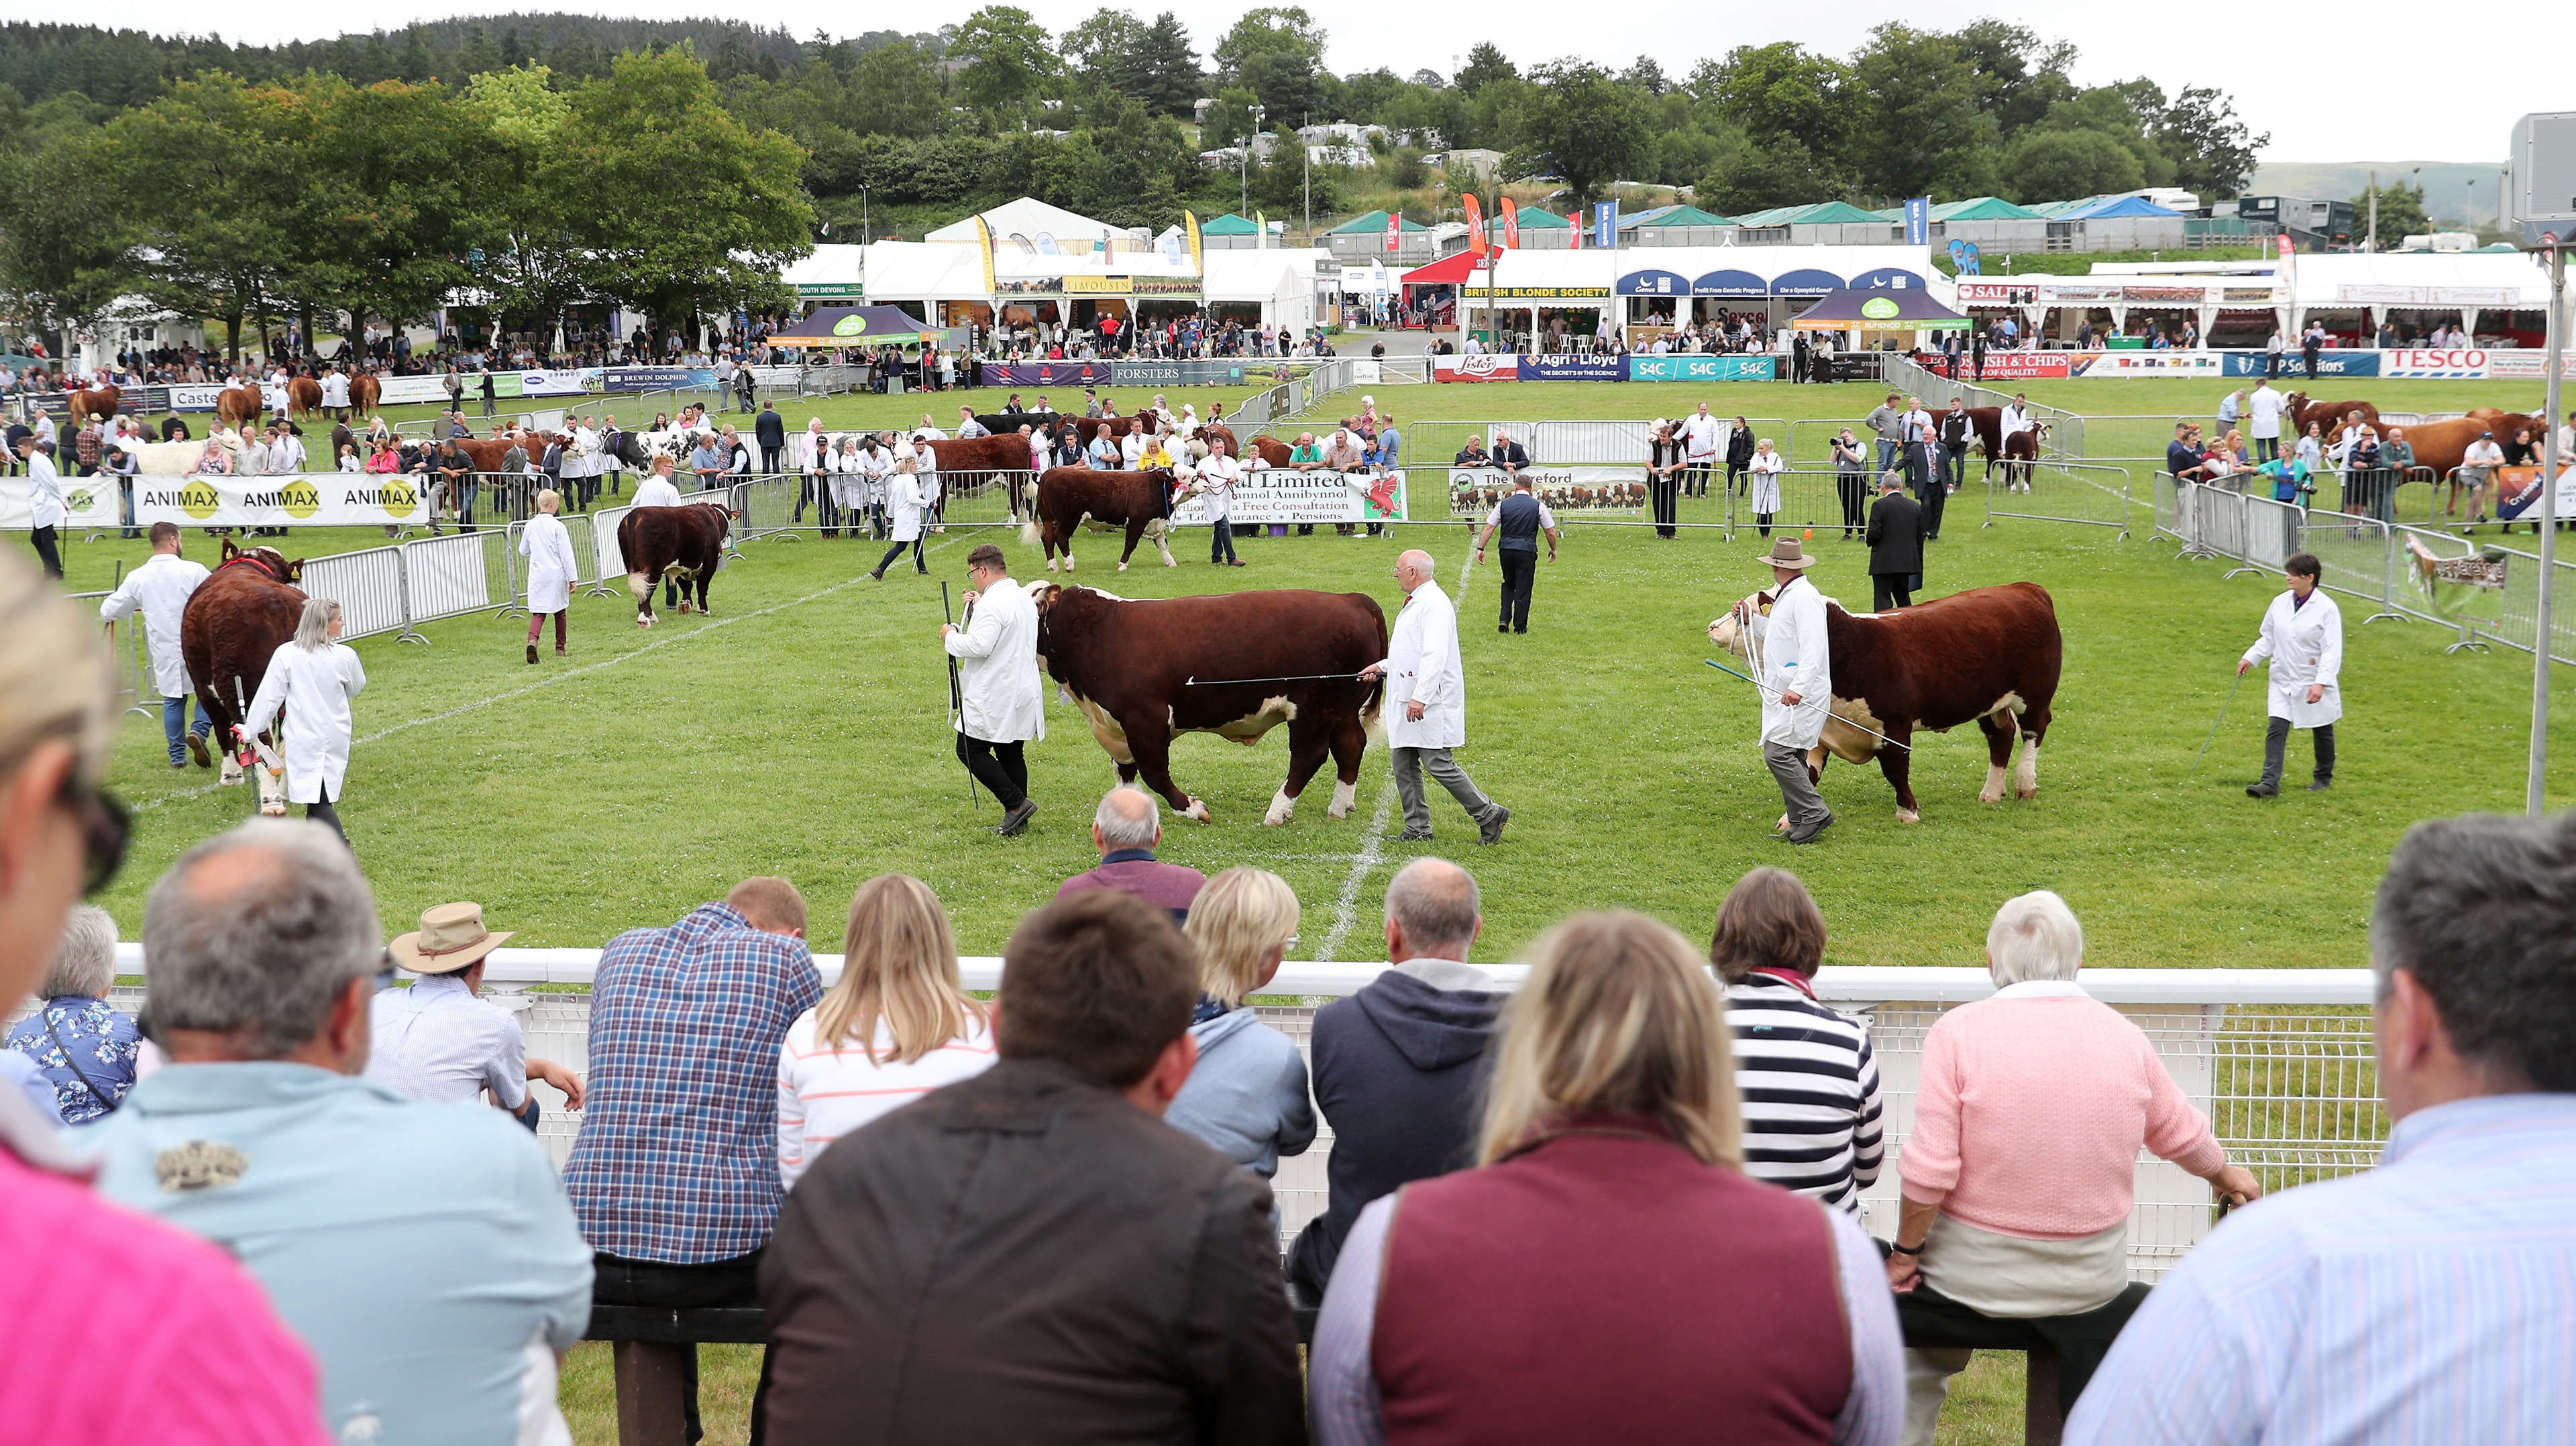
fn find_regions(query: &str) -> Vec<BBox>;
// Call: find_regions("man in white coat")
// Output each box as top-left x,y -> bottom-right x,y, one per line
519,488 -> 580,665
1745,537 -> 1835,843
1359,549 -> 1510,844
15,436 -> 66,579
1680,402 -> 1723,499
2247,379 -> 2287,463
101,521 -> 214,767
943,543 -> 1044,836
2239,551 -> 2341,796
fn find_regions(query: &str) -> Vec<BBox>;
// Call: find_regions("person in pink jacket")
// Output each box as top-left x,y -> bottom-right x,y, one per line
1884,889 -> 2262,1446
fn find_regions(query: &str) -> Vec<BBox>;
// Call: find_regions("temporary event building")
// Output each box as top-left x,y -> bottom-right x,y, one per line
765,304 -> 943,348
1402,243 -> 1951,348
1956,249 -> 2557,348
1788,288 -> 1971,331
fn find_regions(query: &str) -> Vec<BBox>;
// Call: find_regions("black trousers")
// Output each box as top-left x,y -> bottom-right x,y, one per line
590,1252 -> 773,1446
306,778 -> 345,843
1837,474 -> 1868,536
1496,549 -> 1536,630
1872,573 -> 1915,610
1898,1280 -> 2150,1420
1725,460 -> 1749,495
1923,474 -> 1949,541
2263,716 -> 2337,784
1648,476 -> 1680,537
1210,520 -> 1238,563
29,524 -> 62,579
876,537 -> 924,574
1904,441 -> 1933,496
957,734 -> 1028,808
760,445 -> 783,474
1684,460 -> 1714,498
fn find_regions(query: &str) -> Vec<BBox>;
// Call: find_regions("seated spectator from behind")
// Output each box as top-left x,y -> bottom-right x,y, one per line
777,874 -> 996,1190
1311,911 -> 1902,1445
1709,867 -> 1884,1213
0,552 -> 327,1442
1167,867 -> 1317,1178
87,819 -> 593,1443
366,901 -> 584,1123
1055,786 -> 1205,922
565,876 -> 823,1442
2071,811 -> 2576,1445
761,889 -> 1304,1443
1891,890 -> 2263,1444
4,903 -> 140,1123
1289,857 -> 1502,1294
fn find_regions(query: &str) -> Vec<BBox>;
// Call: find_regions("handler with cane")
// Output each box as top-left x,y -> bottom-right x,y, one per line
943,543 -> 1042,836
2239,551 -> 2341,797
1746,537 -> 1835,844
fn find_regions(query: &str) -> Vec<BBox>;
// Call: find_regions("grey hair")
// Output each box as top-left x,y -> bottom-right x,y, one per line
143,819 -> 383,1058
2372,811 -> 2576,1092
293,597 -> 341,650
1986,890 -> 2084,984
1095,787 -> 1160,850
42,904 -> 119,999
1385,858 -> 1481,956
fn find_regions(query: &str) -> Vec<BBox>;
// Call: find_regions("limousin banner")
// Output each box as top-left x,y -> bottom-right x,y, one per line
134,474 -> 429,529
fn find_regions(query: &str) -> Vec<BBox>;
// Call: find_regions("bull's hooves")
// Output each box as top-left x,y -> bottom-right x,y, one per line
1263,813 -> 1291,827
1117,563 -> 1129,572
1181,800 -> 1212,822
1895,810 -> 1921,824
259,805 -> 288,817
2016,788 -> 2039,800
1977,791 -> 2004,803
1327,808 -> 1352,820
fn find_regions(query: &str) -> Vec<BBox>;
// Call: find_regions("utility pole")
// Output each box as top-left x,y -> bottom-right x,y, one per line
2532,233 -> 2566,816
2366,170 -> 2377,253
1303,112 -> 1311,245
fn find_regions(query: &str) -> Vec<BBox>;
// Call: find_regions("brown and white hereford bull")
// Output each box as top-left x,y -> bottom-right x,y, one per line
926,433 -> 1039,520
619,502 -> 733,626
1955,406 -> 2051,486
1709,581 -> 2062,823
1021,465 -> 1181,572
2284,393 -> 2382,439
179,542 -> 305,813
1032,583 -> 1387,824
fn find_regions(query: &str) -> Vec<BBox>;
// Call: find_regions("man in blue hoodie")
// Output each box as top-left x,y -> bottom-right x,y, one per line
1287,857 -> 1502,1294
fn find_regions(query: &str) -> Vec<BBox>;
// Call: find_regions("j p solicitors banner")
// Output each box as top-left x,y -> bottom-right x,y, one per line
0,475 -> 121,531
134,474 -> 429,529
1170,469 -> 1407,524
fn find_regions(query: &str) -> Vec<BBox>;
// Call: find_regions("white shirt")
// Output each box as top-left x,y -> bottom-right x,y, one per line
1753,573 -> 1832,748
2248,386 -> 2286,439
1900,409 -> 1935,445
632,474 -> 682,508
945,574 -> 1044,742
270,435 -> 304,472
776,1011 -> 997,1189
98,551 -> 211,696
888,474 -> 926,541
2000,404 -> 2035,439
320,374 -> 350,408
2462,440 -> 2505,474
1196,453 -> 1240,519
22,450 -> 65,529
1748,449 -> 1786,511
1121,431 -> 1148,467
2243,589 -> 2343,728
364,973 -> 527,1109
519,512 -> 580,614
1377,580 -> 1466,749
1680,412 -> 1722,461
241,639 -> 367,803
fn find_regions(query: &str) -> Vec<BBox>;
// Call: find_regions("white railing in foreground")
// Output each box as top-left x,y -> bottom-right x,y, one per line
98,950 -> 2380,1276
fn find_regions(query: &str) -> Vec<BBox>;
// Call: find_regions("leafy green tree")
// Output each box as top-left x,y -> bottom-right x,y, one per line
2031,87 -> 2174,188
1062,9 -> 1150,99
1065,92 -> 1199,229
1702,43 -> 1853,175
1848,23 -> 1996,201
1503,60 -> 1650,207
1128,14 -> 1203,117
297,76 -> 496,344
2356,178 -> 2429,250
0,125 -> 135,347
1949,19 -> 2076,136
2152,85 -> 2265,200
1698,137 -> 1842,214
1201,87 -> 1262,148
1454,42 -> 1513,96
2000,128 -> 2143,204
949,6 -> 1056,117
847,40 -> 947,137
463,65 -> 587,330
1212,7 -> 1326,123
101,72 -> 299,360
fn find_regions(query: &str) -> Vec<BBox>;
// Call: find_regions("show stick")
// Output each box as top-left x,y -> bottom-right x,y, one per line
1702,658 -> 1912,752
1184,671 -> 1371,686
943,581 -> 975,808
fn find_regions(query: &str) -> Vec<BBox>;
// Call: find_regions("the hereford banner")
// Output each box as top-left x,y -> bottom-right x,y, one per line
1170,469 -> 1407,525
0,475 -> 121,530
1446,465 -> 1644,514
979,360 -> 1119,388
135,474 -> 429,529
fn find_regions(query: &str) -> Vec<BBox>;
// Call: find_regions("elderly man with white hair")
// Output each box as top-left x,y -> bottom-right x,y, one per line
1055,786 -> 1207,923
1360,550 -> 1509,844
1885,890 -> 2264,1446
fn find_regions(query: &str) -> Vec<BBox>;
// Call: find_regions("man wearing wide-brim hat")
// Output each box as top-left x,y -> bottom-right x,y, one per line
1747,537 -> 1836,844
367,901 -> 584,1123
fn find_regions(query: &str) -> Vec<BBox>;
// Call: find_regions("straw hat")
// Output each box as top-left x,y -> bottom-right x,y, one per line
390,901 -> 515,975
1757,537 -> 1819,570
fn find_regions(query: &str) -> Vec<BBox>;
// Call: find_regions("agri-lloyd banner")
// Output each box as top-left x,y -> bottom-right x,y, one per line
1171,468 -> 1405,524
134,474 -> 429,529
1625,354 -> 1776,382
1519,354 -> 1625,381
1446,465 -> 1644,514
0,475 -> 121,530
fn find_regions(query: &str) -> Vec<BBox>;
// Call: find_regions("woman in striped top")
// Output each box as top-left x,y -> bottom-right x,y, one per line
776,875 -> 997,1189
1709,867 -> 1886,1216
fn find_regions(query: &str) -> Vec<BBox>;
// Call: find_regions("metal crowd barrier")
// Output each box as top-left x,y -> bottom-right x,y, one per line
1882,353 -> 2087,462
1984,460 -> 2133,535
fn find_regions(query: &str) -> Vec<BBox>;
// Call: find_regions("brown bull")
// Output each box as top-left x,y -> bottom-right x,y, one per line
351,373 -> 381,418
1205,425 -> 1291,469
179,543 -> 306,801
2284,392 -> 2382,439
1710,581 -> 2062,823
2337,412 -> 2545,479
1021,465 -> 1180,572
1031,582 -> 1387,825
286,376 -> 323,419
215,386 -> 264,429
927,434 -> 1039,520
1953,407 -> 2051,484
619,502 -> 733,626
67,386 -> 119,427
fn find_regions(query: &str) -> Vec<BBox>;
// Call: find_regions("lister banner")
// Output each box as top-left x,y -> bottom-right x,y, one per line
0,476 -> 121,531
1169,469 -> 1406,525
134,474 -> 429,529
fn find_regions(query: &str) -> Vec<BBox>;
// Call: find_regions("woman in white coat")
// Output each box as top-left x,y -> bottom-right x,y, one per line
519,488 -> 580,664
241,597 -> 368,842
2238,551 -> 2341,797
871,459 -> 928,579
1747,438 -> 1786,538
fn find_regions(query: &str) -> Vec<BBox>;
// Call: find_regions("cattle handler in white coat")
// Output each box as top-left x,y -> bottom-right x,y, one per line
943,543 -> 1043,836
1359,549 -> 1510,844
241,597 -> 368,844
99,522 -> 214,768
2238,550 -> 2341,796
1746,537 -> 1835,844
519,488 -> 580,664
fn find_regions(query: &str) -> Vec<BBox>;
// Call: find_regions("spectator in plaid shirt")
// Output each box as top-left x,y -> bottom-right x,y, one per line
565,876 -> 824,1441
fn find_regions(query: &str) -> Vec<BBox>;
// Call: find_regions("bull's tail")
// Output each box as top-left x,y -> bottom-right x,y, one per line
1360,673 -> 1387,746
1020,517 -> 1043,549
627,571 -> 649,600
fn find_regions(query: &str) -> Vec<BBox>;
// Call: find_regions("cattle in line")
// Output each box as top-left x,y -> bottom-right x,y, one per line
1030,582 -> 1388,825
215,386 -> 264,429
1709,581 -> 2062,824
2333,410 -> 2545,480
927,433 -> 1041,519
619,501 -> 734,626
1022,465 -> 1181,571
286,376 -> 323,420
975,409 -> 1177,447
66,385 -> 119,427
1954,406 -> 2051,486
350,372 -> 382,418
2284,392 -> 2383,440
1205,426 -> 1293,469
179,541 -> 305,813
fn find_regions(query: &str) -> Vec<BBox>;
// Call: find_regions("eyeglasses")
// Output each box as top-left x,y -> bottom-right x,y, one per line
59,771 -> 129,897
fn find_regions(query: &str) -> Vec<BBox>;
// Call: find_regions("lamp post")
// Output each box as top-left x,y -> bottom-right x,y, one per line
2531,233 -> 2565,816
859,183 -> 873,305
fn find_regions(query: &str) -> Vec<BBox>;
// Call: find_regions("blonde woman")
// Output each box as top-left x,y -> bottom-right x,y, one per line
1748,437 -> 1786,538
518,489 -> 578,664
775,875 -> 996,1189
240,598 -> 366,842
1310,910 -> 1902,1445
1165,868 -> 1316,1178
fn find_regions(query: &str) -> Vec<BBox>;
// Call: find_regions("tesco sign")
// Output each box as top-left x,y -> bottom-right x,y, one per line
2381,349 -> 2489,378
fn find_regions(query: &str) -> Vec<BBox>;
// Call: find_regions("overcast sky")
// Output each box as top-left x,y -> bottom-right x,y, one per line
27,0 -> 2546,162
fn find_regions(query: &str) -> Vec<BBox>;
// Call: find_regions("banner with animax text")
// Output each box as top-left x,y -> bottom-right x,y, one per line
133,474 -> 430,529
0,476 -> 122,531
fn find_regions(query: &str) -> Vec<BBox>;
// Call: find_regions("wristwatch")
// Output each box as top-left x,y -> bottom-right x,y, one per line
1889,1240 -> 1925,1256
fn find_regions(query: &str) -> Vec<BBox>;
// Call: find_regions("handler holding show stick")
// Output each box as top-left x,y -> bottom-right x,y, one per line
1358,550 -> 1509,845
943,543 -> 1043,836
1744,537 -> 1835,844
2238,551 -> 2341,797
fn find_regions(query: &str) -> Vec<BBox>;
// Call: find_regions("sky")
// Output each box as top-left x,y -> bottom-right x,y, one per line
17,0 -> 2551,162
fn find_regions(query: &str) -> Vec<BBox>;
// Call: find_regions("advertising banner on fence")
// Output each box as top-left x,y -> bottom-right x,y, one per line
377,376 -> 462,406
2493,463 -> 2576,523
976,359 -> 1259,388
2222,351 -> 2380,378
515,369 -> 604,397
604,366 -> 718,393
1624,355 -> 1777,382
1446,465 -> 1644,514
1519,354 -> 1625,381
1169,469 -> 1405,524
2067,351 -> 2228,378
1952,351 -> 2071,380
1433,354 -> 1521,382
28,386 -> 176,420
0,475 -> 121,531
981,360 -> 1118,388
2379,349 -> 2522,379
134,473 -> 429,529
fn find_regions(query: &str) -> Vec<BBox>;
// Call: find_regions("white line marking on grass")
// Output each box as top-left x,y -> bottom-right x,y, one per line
133,540 -> 963,814
1316,782 -> 1397,961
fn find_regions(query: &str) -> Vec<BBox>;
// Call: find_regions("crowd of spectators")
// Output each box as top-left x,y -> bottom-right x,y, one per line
4,538 -> 2573,1441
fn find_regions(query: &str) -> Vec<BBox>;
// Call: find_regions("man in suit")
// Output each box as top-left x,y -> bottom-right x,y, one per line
1866,471 -> 1925,612
755,402 -> 788,474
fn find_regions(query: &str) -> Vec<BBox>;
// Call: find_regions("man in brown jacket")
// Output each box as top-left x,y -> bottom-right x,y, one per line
758,889 -> 1307,1445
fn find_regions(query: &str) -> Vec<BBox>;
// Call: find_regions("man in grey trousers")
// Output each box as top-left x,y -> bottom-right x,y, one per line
1360,549 -> 1509,845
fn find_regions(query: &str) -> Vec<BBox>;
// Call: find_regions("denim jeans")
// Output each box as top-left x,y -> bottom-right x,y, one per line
1877,439 -> 1902,474
458,480 -> 480,533
163,696 -> 211,763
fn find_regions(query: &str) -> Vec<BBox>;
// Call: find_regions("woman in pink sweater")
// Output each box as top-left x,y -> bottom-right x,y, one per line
1886,890 -> 2260,1446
